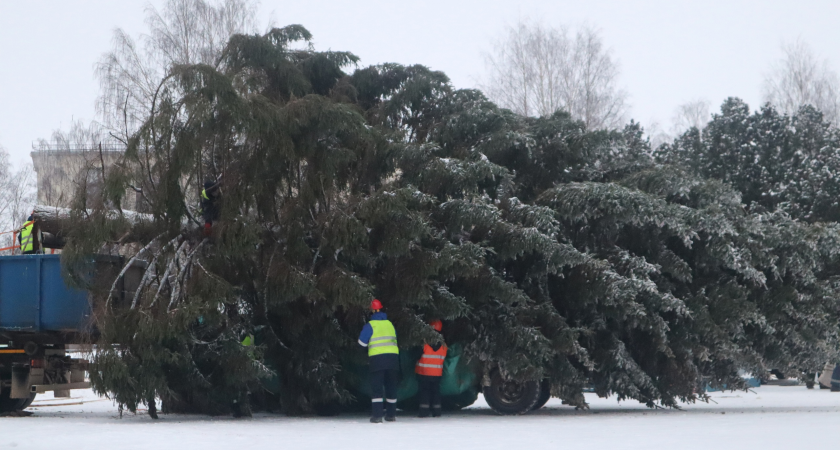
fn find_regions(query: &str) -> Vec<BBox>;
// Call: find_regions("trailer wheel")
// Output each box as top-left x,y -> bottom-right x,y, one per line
531,379 -> 551,411
0,389 -> 35,413
483,370 -> 541,415
19,393 -> 37,410
0,388 -> 19,412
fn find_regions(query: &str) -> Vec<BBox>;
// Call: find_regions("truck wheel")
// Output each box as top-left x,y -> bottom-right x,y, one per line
483,370 -> 541,415
531,379 -> 551,411
19,393 -> 37,409
0,390 -> 34,413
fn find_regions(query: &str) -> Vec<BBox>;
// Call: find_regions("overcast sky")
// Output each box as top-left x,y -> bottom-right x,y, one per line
1,0 -> 839,166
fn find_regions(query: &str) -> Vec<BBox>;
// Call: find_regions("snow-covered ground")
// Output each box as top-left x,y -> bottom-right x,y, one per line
2,386 -> 839,449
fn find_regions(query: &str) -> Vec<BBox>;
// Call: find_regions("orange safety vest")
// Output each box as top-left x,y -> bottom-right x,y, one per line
415,343 -> 447,377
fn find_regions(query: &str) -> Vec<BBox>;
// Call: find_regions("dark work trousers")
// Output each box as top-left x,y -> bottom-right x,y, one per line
417,375 -> 442,417
832,364 -> 840,391
201,200 -> 217,225
370,369 -> 398,419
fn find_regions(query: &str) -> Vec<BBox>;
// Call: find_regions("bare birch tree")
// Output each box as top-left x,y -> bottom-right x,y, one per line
0,144 -> 37,253
482,21 -> 628,129
645,121 -> 671,150
763,39 -> 840,126
96,0 -> 260,144
671,99 -> 710,136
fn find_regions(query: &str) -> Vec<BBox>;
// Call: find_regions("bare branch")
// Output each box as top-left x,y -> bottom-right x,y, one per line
481,21 -> 628,129
763,38 -> 840,126
671,99 -> 711,136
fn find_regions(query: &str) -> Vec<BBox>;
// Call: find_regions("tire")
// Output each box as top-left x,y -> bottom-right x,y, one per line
19,393 -> 37,410
0,389 -> 34,413
531,379 -> 551,411
483,370 -> 541,415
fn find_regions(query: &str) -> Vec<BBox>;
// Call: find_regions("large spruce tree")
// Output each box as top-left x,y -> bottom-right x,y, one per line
63,26 -> 840,417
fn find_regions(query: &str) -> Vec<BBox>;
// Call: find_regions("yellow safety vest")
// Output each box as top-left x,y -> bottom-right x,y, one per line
19,221 -> 35,253
242,334 -> 255,357
368,320 -> 399,357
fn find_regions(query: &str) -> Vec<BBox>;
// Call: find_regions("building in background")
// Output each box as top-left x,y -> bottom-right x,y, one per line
30,144 -> 129,209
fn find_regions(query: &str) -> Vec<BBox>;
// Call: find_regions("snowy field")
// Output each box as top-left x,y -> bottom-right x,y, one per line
2,386 -> 839,450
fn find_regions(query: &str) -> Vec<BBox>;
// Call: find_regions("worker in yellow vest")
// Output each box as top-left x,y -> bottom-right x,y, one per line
200,177 -> 222,236
415,319 -> 447,417
18,215 -> 43,255
358,299 -> 399,423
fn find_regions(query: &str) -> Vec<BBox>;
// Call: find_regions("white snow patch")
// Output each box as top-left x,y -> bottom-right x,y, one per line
1,386 -> 839,449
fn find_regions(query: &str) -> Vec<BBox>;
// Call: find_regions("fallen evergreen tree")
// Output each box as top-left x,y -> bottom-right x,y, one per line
62,25 -> 840,417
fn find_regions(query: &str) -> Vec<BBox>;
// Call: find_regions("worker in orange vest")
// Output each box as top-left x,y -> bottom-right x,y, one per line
415,319 -> 447,417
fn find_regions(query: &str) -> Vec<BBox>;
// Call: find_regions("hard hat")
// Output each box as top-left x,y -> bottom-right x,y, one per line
370,299 -> 383,311
430,319 -> 442,331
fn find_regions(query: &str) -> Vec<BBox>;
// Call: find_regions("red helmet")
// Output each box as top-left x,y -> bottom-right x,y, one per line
430,319 -> 442,332
370,299 -> 383,311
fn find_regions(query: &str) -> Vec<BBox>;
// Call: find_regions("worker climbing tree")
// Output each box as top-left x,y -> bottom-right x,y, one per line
200,176 -> 222,236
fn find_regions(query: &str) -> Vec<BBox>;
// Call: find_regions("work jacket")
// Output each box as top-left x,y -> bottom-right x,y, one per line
19,220 -> 39,254
358,312 -> 399,371
415,343 -> 447,377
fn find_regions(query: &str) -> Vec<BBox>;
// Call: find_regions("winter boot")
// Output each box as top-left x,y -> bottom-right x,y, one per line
385,400 -> 397,421
432,405 -> 442,417
371,399 -> 384,419
418,405 -> 430,418
370,417 -> 383,423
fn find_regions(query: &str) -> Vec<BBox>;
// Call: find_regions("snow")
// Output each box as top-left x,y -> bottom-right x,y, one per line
2,386 -> 839,450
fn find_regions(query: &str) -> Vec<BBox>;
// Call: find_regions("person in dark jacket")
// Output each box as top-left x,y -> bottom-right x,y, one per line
358,299 -> 399,423
200,177 -> 222,236
415,319 -> 447,417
